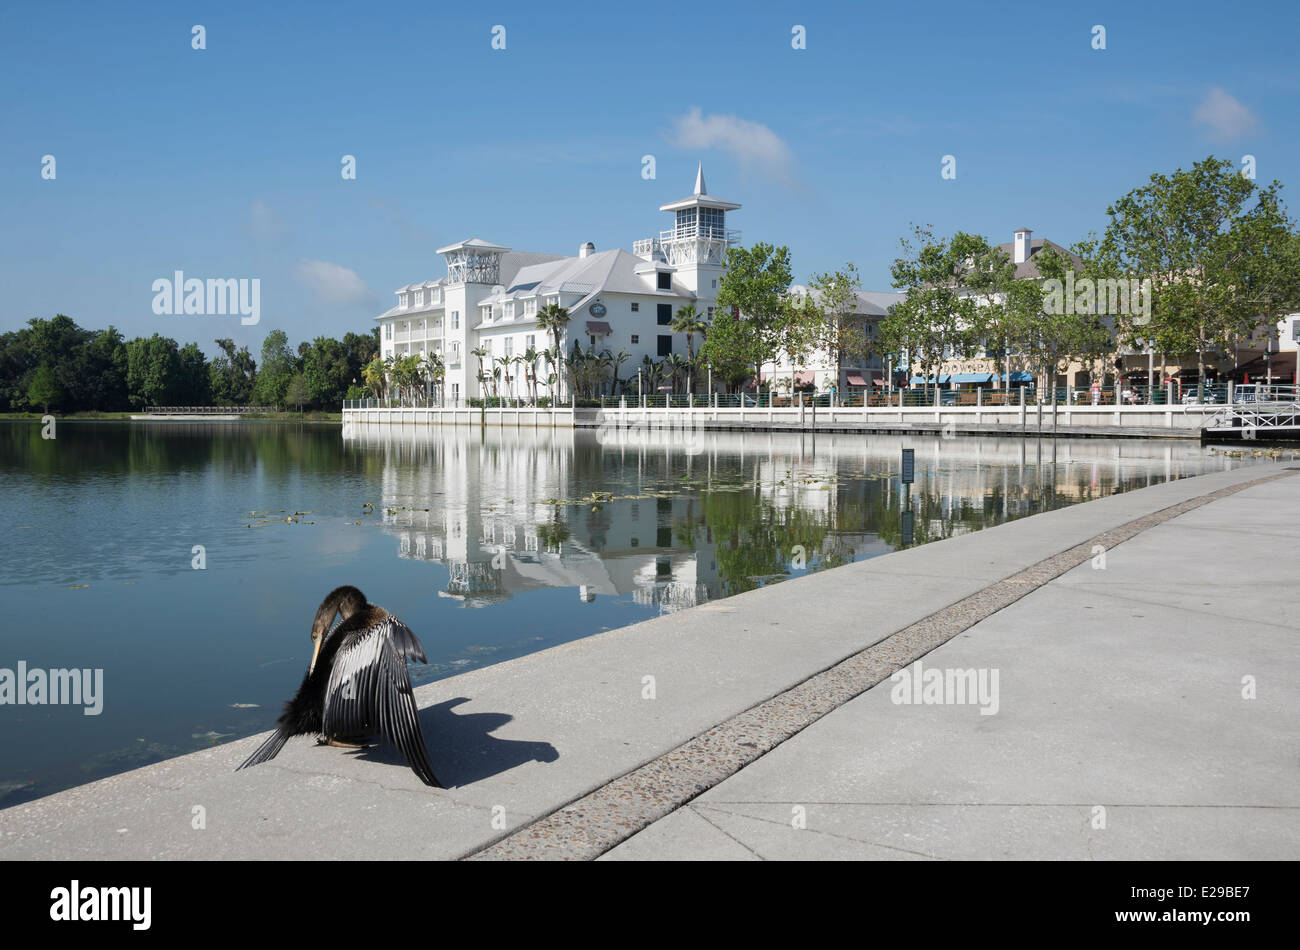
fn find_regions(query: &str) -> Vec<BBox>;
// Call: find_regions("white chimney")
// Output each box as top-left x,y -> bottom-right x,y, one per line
1013,228 -> 1033,265
579,241 -> 595,258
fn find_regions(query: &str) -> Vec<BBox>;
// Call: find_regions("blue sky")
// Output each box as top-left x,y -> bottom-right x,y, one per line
2,0 -> 1297,356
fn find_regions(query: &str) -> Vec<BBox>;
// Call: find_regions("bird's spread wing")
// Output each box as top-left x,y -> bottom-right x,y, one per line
321,615 -> 440,787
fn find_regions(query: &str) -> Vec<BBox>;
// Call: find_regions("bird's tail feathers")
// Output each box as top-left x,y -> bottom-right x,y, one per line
236,728 -> 291,771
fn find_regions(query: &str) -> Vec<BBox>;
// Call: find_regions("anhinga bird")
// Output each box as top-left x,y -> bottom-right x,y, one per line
237,585 -> 442,787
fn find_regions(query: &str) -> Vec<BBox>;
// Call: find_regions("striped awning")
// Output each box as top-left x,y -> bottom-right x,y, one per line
846,372 -> 867,386
586,321 -> 612,335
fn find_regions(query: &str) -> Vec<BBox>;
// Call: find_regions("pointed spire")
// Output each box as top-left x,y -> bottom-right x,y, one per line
693,162 -> 706,196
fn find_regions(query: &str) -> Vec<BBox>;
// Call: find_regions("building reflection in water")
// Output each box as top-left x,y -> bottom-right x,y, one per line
342,423 -> 1240,613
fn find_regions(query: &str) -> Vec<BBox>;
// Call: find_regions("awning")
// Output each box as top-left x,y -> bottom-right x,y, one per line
950,373 -> 993,384
586,321 -> 612,335
909,374 -> 951,385
846,372 -> 867,386
1232,352 -> 1295,381
794,371 -> 815,386
995,371 -> 1034,383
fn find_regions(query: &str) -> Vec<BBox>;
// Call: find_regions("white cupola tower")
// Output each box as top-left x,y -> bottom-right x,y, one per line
633,163 -> 741,296
1013,228 -> 1033,265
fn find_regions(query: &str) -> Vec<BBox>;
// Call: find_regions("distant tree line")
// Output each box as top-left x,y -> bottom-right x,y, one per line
0,316 -> 379,412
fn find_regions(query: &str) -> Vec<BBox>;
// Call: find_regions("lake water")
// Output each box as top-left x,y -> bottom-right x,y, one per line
0,420 -> 1284,807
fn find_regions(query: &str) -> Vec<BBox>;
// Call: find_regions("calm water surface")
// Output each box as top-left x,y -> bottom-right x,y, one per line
0,420 -> 1284,807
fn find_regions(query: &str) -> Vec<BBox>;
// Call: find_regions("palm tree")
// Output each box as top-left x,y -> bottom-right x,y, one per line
610,349 -> 631,396
422,352 -> 445,405
542,346 -> 559,403
536,304 -> 571,400
640,355 -> 664,395
362,357 -> 385,401
470,346 -> 489,401
495,355 -> 513,401
672,305 -> 710,395
671,305 -> 709,363
510,354 -> 525,403
665,353 -> 690,394
522,345 -> 539,404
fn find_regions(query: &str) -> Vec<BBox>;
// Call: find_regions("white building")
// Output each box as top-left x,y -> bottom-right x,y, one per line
376,165 -> 741,403
765,288 -> 906,394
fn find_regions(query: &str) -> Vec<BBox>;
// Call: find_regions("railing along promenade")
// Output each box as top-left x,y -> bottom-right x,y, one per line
341,383 -> 1262,438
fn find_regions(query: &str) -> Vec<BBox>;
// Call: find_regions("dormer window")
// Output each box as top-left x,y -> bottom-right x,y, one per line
399,293 -> 409,309
657,273 -> 672,291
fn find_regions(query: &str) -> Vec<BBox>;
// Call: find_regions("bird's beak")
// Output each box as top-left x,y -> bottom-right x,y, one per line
309,636 -> 323,676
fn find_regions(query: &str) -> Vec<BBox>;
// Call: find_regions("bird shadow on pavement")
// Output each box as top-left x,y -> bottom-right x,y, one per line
353,697 -> 558,788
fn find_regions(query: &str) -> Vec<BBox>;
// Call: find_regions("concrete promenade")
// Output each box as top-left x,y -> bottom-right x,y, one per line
604,471 -> 1299,859
1,461 -> 1295,859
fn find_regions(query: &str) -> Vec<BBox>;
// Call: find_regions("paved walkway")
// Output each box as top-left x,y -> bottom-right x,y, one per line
1,461 -> 1294,859
603,473 -> 1300,859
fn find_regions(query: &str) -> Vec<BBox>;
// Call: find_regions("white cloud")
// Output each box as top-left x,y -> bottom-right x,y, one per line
669,107 -> 796,185
294,259 -> 373,306
1192,87 -> 1260,142
247,199 -> 289,243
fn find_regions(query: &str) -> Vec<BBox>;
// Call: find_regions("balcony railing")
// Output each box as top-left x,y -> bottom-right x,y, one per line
634,227 -> 741,260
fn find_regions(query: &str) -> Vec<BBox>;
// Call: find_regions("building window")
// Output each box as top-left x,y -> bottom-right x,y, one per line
590,336 -> 596,346
658,335 -> 672,356
452,311 -> 459,329
707,307 -> 714,319
525,298 -> 537,316
712,279 -> 717,289
631,334 -> 639,345
1293,320 -> 1300,342
631,302 -> 639,312
385,323 -> 392,339
526,334 -> 535,348
505,338 -> 513,356
657,303 -> 672,326
657,273 -> 672,291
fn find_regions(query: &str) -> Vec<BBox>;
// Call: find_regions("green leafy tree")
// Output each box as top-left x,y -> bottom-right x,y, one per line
252,329 -> 296,409
209,338 -> 256,405
1100,156 -> 1297,396
126,334 -> 184,407
175,342 -> 212,405
882,227 -> 990,397
26,364 -> 63,412
804,264 -> 868,389
299,336 -> 350,409
715,242 -> 794,384
284,373 -> 310,412
76,327 -> 129,410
